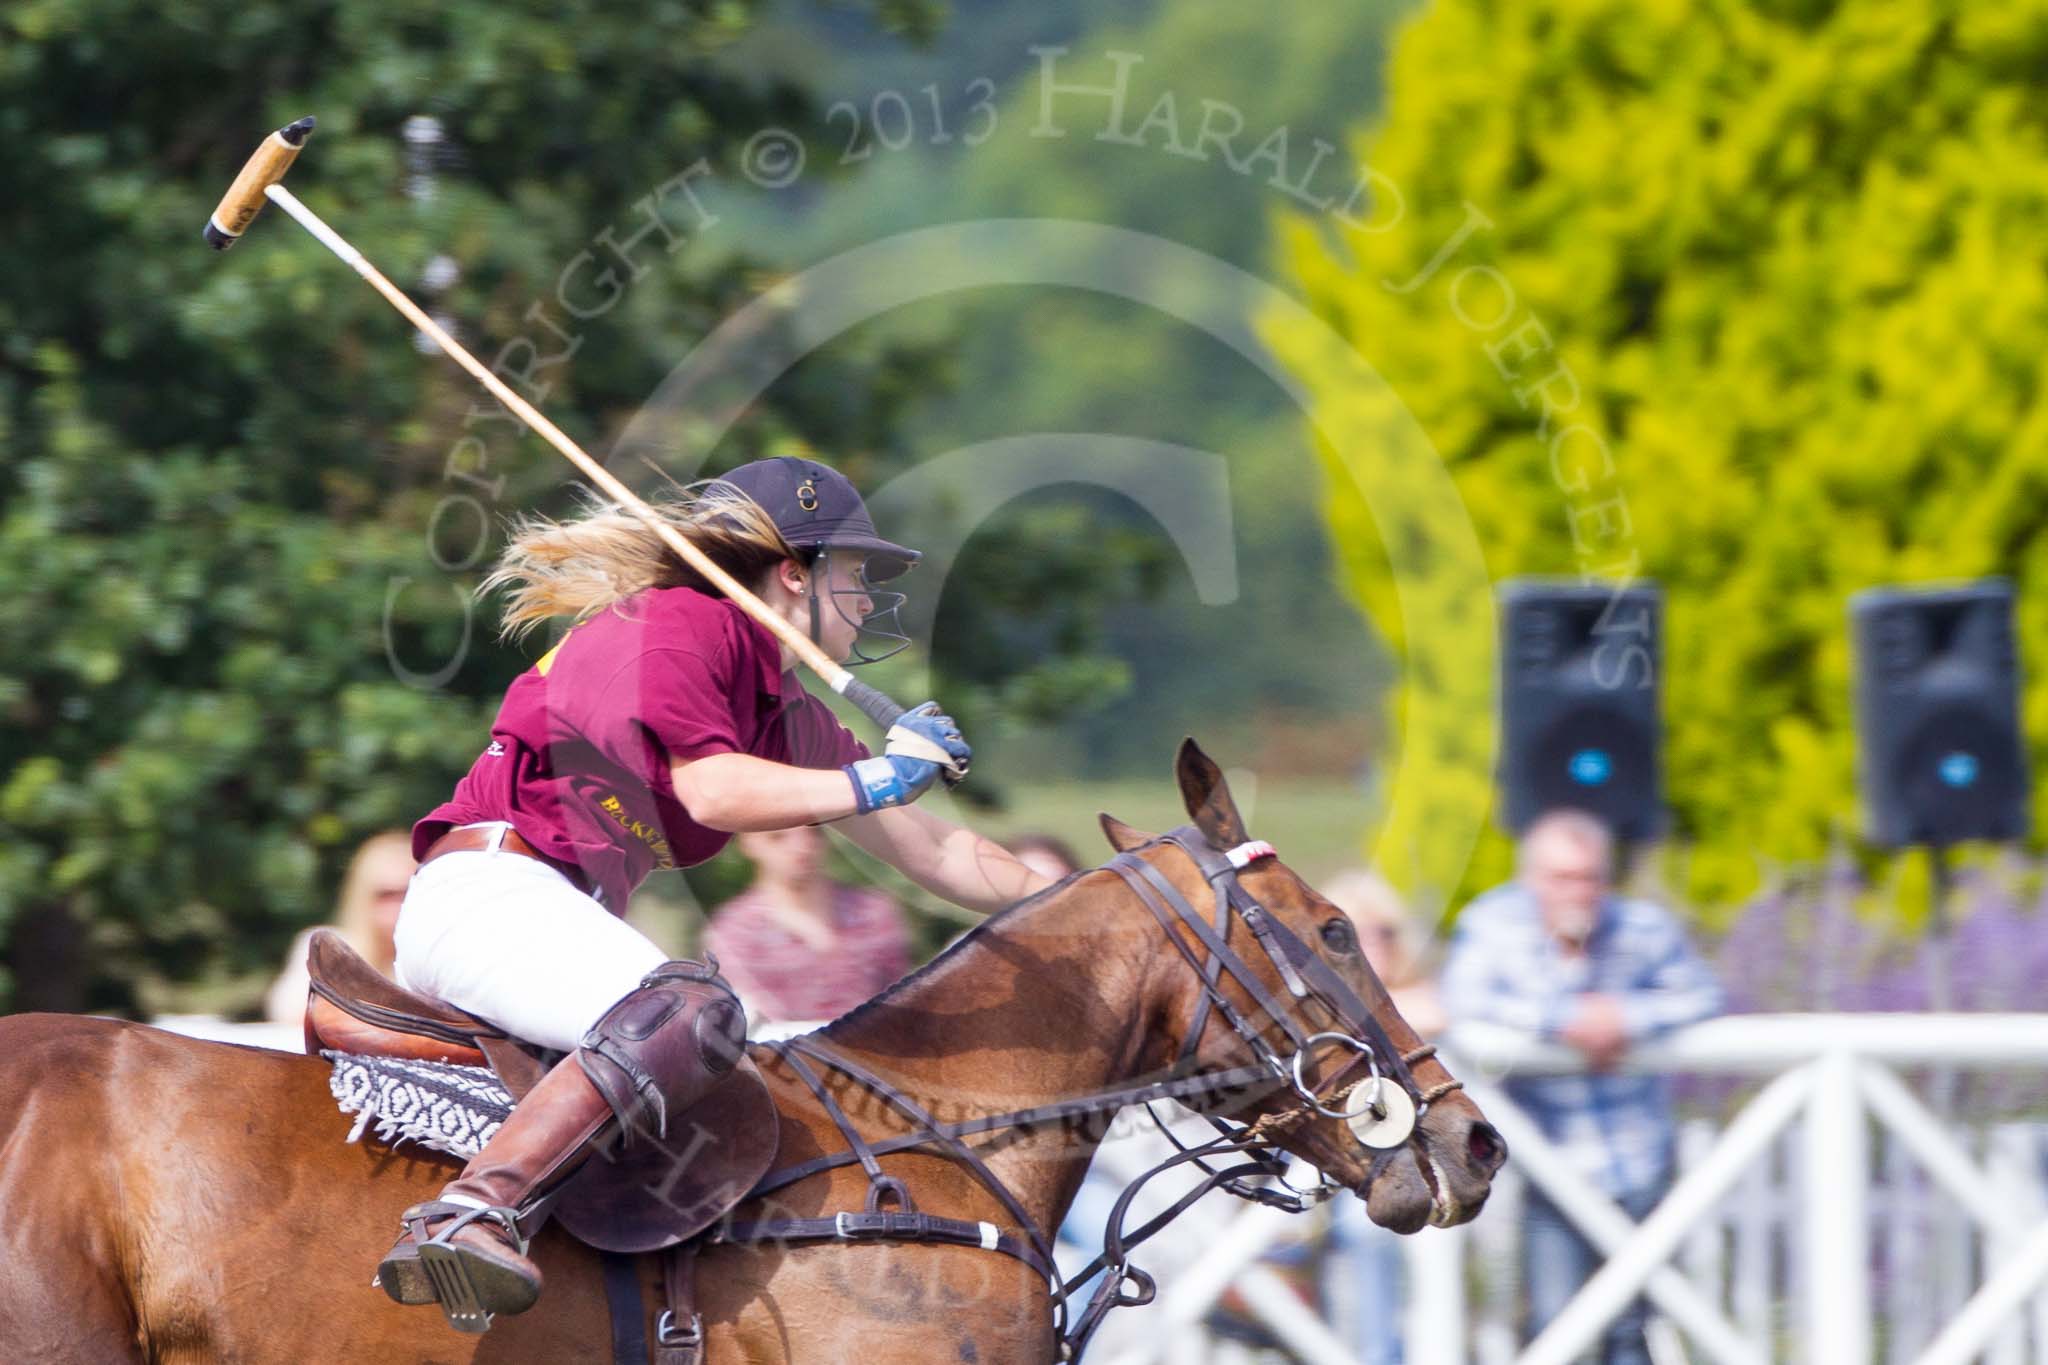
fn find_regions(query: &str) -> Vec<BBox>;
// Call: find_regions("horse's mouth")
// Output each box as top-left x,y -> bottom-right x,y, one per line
1391,1138 -> 1475,1228
1423,1148 -> 1464,1226
1419,1141 -> 1492,1227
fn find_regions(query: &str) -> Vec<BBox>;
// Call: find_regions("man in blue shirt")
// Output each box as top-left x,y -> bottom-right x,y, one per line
1442,809 -> 1722,1364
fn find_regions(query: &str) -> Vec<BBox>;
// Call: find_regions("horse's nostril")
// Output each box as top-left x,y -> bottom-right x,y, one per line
1468,1121 -> 1505,1171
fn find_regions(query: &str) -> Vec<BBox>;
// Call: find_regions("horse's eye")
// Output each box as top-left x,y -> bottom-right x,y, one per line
1320,919 -> 1358,954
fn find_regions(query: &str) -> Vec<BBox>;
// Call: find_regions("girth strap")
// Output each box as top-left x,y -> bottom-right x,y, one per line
600,1252 -> 646,1363
597,1247 -> 704,1365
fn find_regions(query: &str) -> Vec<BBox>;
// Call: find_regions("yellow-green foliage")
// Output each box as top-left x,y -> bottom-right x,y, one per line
1266,0 -> 2048,912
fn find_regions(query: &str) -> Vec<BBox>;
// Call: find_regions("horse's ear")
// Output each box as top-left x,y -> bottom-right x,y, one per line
1099,812 -> 1153,853
1177,738 -> 1249,847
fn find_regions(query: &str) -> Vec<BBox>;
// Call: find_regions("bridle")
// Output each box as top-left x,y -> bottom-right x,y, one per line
709,825 -> 1460,1359
1112,826 -> 1463,1136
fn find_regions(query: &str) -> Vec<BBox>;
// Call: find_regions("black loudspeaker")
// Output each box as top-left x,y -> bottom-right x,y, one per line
1851,581 -> 2030,848
1499,580 -> 1664,841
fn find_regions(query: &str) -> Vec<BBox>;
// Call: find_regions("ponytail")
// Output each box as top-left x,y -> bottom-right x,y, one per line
482,480 -> 798,644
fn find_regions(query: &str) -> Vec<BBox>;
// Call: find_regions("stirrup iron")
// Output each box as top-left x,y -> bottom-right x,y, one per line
411,1203 -> 528,1334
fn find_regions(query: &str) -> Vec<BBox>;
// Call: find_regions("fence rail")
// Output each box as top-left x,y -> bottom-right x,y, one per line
1106,1015 -> 2048,1365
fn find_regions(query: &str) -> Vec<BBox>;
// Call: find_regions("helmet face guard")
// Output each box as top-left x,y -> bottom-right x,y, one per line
807,548 -> 912,666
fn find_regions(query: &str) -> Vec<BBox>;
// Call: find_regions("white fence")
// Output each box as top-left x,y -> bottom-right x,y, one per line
1091,1016 -> 2048,1365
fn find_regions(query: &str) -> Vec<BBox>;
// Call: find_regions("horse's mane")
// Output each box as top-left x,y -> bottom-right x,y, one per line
820,844 -> 1168,1038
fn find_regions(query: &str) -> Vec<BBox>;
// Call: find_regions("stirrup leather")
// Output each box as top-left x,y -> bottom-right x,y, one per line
401,1200 -> 530,1334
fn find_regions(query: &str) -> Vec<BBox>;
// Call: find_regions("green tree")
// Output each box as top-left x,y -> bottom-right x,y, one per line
930,6 -> 1415,778
1268,0 -> 2048,911
0,0 -> 939,1015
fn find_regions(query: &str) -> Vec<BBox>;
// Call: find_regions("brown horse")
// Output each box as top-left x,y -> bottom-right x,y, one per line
0,743 -> 1502,1362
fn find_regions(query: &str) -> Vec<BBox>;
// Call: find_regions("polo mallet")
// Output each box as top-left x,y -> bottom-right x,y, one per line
202,118 -> 935,752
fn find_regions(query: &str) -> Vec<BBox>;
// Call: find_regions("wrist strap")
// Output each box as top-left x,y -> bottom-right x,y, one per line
846,757 -> 910,815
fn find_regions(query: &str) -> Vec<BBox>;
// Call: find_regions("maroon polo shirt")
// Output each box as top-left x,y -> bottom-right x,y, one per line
413,586 -> 868,911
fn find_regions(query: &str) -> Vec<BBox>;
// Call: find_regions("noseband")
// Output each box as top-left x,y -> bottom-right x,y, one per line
711,826 -> 1458,1360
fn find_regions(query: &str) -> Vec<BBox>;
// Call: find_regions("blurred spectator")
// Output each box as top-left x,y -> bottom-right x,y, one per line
702,824 -> 911,1024
1442,809 -> 1723,1363
265,831 -> 415,1025
1315,868 -> 1442,1364
1007,832 -> 1085,883
1323,867 -> 1446,1037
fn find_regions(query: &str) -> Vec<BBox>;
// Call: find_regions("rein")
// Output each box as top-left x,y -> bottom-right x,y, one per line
712,825 -> 1458,1359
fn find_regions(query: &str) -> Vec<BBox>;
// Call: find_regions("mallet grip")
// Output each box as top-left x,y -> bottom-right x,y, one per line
838,678 -> 907,733
204,116 -> 316,249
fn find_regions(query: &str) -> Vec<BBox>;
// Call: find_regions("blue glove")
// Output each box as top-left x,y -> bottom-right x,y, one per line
843,703 -> 972,814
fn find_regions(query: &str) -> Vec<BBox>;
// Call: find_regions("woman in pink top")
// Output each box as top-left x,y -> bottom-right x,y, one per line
374,458 -> 1055,1331
705,824 -> 911,1024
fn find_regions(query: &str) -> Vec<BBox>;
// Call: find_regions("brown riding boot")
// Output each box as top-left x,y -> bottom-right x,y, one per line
376,1053 -> 617,1330
376,960 -> 746,1334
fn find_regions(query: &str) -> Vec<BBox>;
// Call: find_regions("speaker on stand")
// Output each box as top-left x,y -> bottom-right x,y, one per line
1498,580 -> 1665,859
1851,579 -> 2032,1007
1851,578 -> 2031,1315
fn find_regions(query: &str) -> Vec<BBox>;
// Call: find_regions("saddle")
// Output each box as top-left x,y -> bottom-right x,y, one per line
303,929 -> 778,1254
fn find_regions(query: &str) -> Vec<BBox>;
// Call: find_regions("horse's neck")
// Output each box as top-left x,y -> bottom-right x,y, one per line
817,874 -> 1160,1233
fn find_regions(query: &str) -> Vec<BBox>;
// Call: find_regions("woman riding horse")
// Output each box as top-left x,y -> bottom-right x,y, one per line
377,456 -> 1054,1329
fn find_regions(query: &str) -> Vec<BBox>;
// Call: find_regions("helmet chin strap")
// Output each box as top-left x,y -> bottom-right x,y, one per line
804,550 -> 826,651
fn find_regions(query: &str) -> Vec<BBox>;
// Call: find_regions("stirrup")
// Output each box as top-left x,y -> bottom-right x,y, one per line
407,1201 -> 529,1334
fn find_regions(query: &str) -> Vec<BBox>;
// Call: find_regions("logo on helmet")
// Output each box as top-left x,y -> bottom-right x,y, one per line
796,478 -> 819,512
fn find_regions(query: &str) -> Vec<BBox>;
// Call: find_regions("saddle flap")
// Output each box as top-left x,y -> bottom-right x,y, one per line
305,994 -> 490,1068
304,930 -> 558,1097
555,1056 -> 780,1255
304,928 -> 504,1049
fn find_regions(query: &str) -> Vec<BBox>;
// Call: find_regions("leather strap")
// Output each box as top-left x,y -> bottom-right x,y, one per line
772,1036 -> 1062,1280
745,1059 -> 1284,1199
715,1210 -> 1055,1284
1111,856 -> 1300,1068
598,1248 -> 704,1365
419,822 -> 595,897
773,1043 -> 894,1192
655,1246 -> 703,1365
600,1252 -> 646,1364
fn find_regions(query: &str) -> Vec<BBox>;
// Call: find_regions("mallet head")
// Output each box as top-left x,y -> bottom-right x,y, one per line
203,115 -> 317,250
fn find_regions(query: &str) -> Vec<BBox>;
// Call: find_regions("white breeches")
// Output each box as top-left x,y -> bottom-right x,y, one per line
393,822 -> 669,1053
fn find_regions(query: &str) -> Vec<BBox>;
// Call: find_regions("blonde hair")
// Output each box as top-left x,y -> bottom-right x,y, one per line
482,480 -> 800,643
334,831 -> 415,976
1319,868 -> 1420,986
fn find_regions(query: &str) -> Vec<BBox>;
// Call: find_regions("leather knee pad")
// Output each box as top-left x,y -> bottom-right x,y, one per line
576,958 -> 747,1144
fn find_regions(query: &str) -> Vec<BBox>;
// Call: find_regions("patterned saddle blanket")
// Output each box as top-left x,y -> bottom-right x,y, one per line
326,1050 -> 511,1159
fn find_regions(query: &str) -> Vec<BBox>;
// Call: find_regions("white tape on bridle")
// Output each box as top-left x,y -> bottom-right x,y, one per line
1224,840 -> 1276,869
